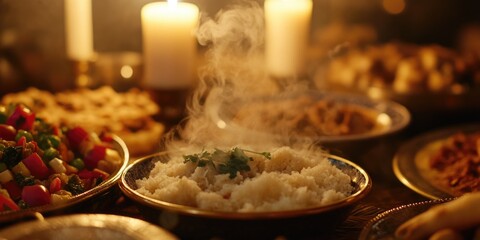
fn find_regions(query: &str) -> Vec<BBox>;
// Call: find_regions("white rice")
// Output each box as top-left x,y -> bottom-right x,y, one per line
135,146 -> 354,212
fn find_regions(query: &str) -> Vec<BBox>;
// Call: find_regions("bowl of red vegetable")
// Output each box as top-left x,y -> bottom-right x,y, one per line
0,103 -> 129,225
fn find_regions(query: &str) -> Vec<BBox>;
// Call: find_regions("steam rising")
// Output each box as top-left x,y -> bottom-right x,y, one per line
195,1 -> 274,96
164,1 -> 317,153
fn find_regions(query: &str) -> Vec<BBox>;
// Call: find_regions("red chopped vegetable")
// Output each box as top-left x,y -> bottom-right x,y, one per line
6,104 -> 35,131
0,124 -> 16,141
16,136 -> 27,147
0,103 -> 122,212
3,181 -> 22,200
66,127 -> 90,152
78,168 -> 109,181
49,177 -> 62,194
22,153 -> 50,180
51,125 -> 61,136
84,145 -> 107,170
0,194 -> 19,211
22,185 -> 51,207
99,133 -> 114,143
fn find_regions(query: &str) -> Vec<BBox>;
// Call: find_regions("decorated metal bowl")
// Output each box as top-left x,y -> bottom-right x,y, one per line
119,150 -> 371,239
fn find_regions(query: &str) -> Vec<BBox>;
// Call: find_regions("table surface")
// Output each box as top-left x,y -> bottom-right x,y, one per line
0,112 -> 471,239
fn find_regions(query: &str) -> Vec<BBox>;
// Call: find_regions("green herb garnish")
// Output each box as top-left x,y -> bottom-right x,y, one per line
183,147 -> 271,179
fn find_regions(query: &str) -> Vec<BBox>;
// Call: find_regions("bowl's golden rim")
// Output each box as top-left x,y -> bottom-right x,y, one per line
119,151 -> 372,220
358,197 -> 456,240
391,123 -> 480,200
392,156 -> 441,200
0,213 -> 177,240
0,135 -> 130,222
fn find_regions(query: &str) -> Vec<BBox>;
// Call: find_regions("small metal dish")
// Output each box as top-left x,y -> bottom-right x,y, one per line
119,151 -> 372,240
358,198 -> 455,240
329,84 -> 480,131
208,90 -> 410,162
0,213 -> 178,240
0,135 -> 130,225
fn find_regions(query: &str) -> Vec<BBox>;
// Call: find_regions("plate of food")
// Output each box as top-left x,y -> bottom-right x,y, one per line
119,146 -> 371,239
319,42 -> 480,129
1,86 -> 164,157
393,123 -> 480,199
0,103 -> 129,224
208,90 -> 410,161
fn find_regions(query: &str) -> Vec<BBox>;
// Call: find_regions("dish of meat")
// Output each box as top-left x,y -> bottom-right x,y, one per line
393,123 -> 480,199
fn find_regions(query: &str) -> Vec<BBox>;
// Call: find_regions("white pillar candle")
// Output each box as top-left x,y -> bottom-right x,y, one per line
141,0 -> 199,89
64,0 -> 94,61
264,0 -> 312,78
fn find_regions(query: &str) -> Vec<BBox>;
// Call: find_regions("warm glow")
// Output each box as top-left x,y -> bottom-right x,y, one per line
382,0 -> 406,15
216,120 -> 227,129
264,0 -> 313,77
168,0 -> 177,8
141,1 -> 199,88
120,65 -> 134,79
377,113 -> 392,127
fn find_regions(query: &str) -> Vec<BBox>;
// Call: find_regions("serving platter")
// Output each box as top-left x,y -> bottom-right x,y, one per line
0,214 -> 178,240
393,123 -> 480,199
0,135 -> 129,225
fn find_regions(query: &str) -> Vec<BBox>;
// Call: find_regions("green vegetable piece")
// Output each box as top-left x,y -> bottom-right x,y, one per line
33,118 -> 54,135
183,150 -> 213,167
70,158 -> 85,171
15,130 -> 33,142
42,147 -> 59,161
0,163 -> 6,172
37,135 -> 51,150
0,112 -> 7,124
217,147 -> 251,178
47,135 -> 60,148
183,147 -> 270,179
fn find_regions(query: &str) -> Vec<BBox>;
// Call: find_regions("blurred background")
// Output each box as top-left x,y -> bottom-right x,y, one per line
1,0 -> 479,95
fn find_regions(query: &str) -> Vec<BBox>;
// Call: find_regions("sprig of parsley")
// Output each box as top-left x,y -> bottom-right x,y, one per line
183,147 -> 271,179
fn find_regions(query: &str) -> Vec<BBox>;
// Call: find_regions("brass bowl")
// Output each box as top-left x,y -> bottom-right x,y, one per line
0,214 -> 177,240
119,151 -> 372,239
0,135 -> 130,226
330,84 -> 480,132
209,90 -> 410,162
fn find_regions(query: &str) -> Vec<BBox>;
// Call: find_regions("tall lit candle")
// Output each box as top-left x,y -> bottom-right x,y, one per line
264,0 -> 312,78
64,0 -> 94,61
141,0 -> 199,89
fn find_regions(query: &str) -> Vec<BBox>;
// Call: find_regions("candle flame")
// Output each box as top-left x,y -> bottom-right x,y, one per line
167,0 -> 178,8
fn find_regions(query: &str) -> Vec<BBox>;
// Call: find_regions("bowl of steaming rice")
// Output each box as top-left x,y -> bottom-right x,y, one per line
208,90 -> 410,163
119,146 -> 371,239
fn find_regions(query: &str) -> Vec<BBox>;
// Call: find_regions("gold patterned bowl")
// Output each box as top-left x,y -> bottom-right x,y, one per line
0,214 -> 178,240
119,151 -> 372,240
0,135 -> 129,226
